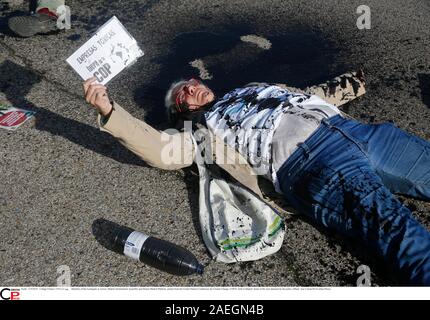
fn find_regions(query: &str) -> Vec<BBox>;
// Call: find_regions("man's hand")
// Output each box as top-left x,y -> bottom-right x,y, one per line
83,77 -> 113,116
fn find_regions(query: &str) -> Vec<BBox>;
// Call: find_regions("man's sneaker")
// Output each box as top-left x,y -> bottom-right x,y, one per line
8,12 -> 58,38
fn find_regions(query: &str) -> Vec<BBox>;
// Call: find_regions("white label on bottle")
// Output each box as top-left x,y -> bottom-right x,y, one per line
123,231 -> 149,261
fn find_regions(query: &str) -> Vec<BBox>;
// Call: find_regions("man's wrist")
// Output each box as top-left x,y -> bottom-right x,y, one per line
102,101 -> 114,116
100,102 -> 114,125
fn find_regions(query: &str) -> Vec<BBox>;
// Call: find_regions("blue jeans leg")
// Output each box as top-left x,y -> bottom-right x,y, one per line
277,117 -> 430,285
337,121 -> 430,200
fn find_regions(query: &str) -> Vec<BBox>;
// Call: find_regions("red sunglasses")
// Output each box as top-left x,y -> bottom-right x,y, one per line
175,78 -> 201,111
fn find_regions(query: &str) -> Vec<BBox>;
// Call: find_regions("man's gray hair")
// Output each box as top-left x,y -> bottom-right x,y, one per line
165,80 -> 189,112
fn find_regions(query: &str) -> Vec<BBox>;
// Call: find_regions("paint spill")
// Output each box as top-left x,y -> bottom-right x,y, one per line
240,34 -> 272,50
189,59 -> 213,80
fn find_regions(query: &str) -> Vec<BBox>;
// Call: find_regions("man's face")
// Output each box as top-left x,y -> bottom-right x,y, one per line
176,79 -> 215,111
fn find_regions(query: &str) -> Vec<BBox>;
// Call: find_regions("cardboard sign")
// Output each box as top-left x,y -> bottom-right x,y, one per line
0,104 -> 35,131
66,16 -> 144,85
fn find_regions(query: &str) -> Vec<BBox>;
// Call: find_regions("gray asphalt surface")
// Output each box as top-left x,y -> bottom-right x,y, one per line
1,0 -> 430,287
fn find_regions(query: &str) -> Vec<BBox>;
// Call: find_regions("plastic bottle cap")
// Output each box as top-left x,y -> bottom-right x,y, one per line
196,264 -> 204,275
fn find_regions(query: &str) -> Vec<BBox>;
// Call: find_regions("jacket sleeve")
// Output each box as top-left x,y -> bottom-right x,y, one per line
303,70 -> 366,107
267,70 -> 366,107
97,102 -> 195,170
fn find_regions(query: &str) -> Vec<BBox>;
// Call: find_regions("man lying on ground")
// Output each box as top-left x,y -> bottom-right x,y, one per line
83,71 -> 430,286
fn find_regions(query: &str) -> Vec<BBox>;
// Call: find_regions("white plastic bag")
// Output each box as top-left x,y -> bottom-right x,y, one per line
198,163 -> 285,263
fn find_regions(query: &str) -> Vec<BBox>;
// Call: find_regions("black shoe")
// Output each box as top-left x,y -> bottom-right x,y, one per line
8,12 -> 58,38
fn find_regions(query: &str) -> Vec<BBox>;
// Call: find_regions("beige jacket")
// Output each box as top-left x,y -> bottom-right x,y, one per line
98,71 -> 366,211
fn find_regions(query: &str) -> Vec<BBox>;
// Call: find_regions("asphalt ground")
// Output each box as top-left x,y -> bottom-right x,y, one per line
0,0 -> 430,287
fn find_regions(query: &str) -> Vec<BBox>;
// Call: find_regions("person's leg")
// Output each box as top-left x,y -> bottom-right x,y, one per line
8,0 -> 65,38
367,123 -> 430,201
277,117 -> 430,285
330,119 -> 430,201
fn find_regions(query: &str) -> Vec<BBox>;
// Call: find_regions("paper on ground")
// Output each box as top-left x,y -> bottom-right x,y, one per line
66,16 -> 144,85
0,104 -> 35,131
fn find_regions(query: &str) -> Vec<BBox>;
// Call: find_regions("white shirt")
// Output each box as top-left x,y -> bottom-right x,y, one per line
204,85 -> 341,191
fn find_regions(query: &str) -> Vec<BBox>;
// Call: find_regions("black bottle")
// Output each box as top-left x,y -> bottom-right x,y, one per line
109,224 -> 204,276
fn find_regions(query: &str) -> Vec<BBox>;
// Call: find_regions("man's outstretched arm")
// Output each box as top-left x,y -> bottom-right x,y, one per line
83,78 -> 195,170
273,70 -> 366,107
304,70 -> 366,107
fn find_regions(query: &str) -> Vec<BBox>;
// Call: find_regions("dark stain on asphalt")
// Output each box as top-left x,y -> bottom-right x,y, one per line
135,25 -> 346,128
72,0 -> 160,32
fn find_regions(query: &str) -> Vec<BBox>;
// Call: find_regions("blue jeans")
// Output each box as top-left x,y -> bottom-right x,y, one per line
277,115 -> 430,286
